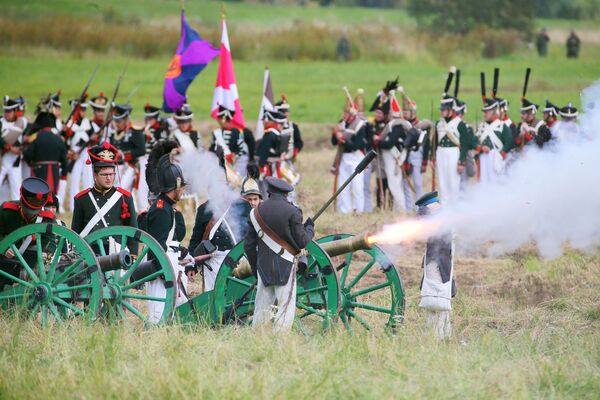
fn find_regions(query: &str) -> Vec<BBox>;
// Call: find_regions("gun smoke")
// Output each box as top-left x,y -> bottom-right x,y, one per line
373,80 -> 600,259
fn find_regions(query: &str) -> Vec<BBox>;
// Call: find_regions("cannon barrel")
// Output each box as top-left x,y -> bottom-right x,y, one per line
319,234 -> 372,258
96,250 -> 132,272
130,259 -> 160,283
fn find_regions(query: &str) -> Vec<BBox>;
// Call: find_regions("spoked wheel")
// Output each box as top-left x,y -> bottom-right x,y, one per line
0,224 -> 102,325
84,226 -> 176,325
317,234 -> 405,334
211,240 -> 340,334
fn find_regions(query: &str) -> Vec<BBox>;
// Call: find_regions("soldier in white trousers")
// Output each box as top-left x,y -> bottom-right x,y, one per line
66,99 -> 92,211
416,191 -> 456,339
331,105 -> 367,214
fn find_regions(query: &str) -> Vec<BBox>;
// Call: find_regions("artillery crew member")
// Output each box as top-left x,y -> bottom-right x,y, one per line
331,95 -> 367,214
188,169 -> 262,291
256,108 -> 288,179
71,143 -> 137,241
244,177 -> 314,332
1,96 -> 27,203
275,95 -> 303,162
0,177 -> 56,287
23,110 -> 68,195
416,191 -> 455,339
172,104 -> 199,152
146,153 -> 193,323
210,106 -> 248,176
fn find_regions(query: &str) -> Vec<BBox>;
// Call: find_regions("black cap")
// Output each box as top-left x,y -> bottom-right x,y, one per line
543,100 -> 559,116
87,142 -> 119,168
112,104 -> 132,120
263,108 -> 286,123
370,94 -> 390,114
415,191 -> 439,207
157,154 -> 186,193
439,94 -> 456,110
20,177 -> 51,210
33,112 -> 57,129
495,96 -> 509,109
482,98 -> 499,111
3,96 -> 20,111
69,98 -> 88,110
520,98 -> 538,113
144,103 -> 160,119
265,176 -> 293,194
175,104 -> 193,121
47,92 -> 61,108
559,103 -> 578,118
217,105 -> 234,120
274,95 -> 290,113
453,98 -> 466,114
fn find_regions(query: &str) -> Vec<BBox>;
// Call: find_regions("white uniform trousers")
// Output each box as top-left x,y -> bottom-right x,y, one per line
136,155 -> 150,211
362,163 -> 373,212
235,154 -> 249,177
479,150 -> 503,185
0,153 -> 21,202
435,147 -> 461,205
336,151 -> 365,214
147,248 -> 188,324
380,150 -> 406,212
253,266 -> 297,333
402,151 -> 424,213
203,250 -> 226,292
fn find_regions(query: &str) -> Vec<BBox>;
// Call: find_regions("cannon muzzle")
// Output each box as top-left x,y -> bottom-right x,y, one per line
96,250 -> 132,272
319,234 -> 374,258
130,259 -> 160,284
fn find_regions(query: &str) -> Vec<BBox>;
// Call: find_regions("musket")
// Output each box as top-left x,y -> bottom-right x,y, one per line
64,64 -> 99,133
125,84 -> 139,104
101,62 -> 129,142
430,98 -> 436,191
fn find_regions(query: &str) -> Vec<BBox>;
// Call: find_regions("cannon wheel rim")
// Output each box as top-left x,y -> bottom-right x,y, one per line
317,234 -> 405,333
212,240 -> 340,334
0,223 -> 102,325
84,226 -> 176,325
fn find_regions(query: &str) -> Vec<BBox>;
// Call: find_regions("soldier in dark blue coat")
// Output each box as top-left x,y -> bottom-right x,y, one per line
244,177 -> 314,332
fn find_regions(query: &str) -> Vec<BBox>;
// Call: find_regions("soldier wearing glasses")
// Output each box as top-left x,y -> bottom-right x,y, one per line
71,142 -> 137,237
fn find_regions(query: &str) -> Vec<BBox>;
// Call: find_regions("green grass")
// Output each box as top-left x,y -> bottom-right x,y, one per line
1,48 -> 597,125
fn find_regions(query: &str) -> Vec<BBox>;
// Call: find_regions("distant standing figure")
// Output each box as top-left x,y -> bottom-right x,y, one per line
336,36 -> 351,61
566,30 -> 581,58
536,28 -> 550,57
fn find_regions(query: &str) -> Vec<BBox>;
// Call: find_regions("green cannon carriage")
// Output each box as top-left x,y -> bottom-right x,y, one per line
0,151 -> 405,332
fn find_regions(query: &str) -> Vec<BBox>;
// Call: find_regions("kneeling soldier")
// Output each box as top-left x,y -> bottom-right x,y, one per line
244,177 -> 314,332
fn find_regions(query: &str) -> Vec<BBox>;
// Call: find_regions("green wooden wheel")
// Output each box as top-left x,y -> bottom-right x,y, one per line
0,223 -> 102,325
84,226 -> 176,325
317,234 -> 405,333
211,240 -> 340,334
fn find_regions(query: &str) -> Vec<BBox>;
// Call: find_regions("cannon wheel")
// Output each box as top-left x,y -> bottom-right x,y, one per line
0,224 -> 102,325
84,226 -> 176,325
212,240 -> 340,334
317,234 -> 405,333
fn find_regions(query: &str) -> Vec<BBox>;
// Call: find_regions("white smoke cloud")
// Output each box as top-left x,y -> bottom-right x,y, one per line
377,79 -> 600,259
177,149 -> 239,218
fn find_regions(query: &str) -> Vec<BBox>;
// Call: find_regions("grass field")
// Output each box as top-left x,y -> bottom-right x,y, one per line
1,1 -> 600,398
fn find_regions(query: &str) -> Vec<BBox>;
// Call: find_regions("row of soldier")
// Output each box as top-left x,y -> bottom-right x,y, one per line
331,67 -> 583,212
0,92 -> 304,213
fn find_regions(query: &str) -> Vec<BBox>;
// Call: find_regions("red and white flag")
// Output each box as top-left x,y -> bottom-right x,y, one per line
255,67 -> 274,140
210,18 -> 245,129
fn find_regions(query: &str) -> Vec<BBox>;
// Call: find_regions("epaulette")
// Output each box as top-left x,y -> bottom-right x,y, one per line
116,187 -> 131,198
75,188 -> 91,199
2,201 -> 20,211
156,199 -> 164,209
39,210 -> 55,219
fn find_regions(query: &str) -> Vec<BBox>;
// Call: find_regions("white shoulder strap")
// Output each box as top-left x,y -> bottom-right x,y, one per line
80,190 -> 123,237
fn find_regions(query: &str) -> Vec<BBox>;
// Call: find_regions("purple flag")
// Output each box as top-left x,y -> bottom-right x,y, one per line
162,10 -> 219,113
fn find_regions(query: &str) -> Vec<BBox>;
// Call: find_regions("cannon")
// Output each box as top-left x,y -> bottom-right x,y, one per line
0,151 -> 405,332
